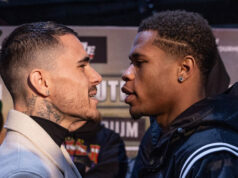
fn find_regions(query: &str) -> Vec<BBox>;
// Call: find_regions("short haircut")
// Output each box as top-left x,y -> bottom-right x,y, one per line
138,10 -> 218,84
0,21 -> 79,100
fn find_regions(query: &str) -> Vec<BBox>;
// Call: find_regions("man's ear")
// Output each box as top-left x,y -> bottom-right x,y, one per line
177,55 -> 196,83
28,69 -> 50,97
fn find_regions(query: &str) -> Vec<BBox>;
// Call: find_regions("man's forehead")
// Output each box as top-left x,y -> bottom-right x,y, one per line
129,31 -> 157,55
133,31 -> 157,45
58,34 -> 80,44
59,34 -> 87,54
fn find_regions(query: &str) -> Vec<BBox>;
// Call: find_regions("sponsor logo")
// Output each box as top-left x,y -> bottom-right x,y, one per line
79,37 -> 107,63
96,75 -> 128,108
96,79 -> 126,103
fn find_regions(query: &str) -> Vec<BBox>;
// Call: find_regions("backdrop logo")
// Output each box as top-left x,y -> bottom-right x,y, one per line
102,117 -> 146,141
79,37 -> 107,63
96,75 -> 128,108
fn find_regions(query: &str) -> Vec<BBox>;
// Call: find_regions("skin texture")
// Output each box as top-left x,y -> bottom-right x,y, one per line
16,34 -> 102,131
122,31 -> 205,129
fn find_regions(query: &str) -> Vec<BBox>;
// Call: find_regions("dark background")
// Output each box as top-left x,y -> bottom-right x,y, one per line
0,0 -> 238,27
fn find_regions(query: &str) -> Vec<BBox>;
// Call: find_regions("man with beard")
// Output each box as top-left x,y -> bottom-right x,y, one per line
0,22 -> 102,177
122,10 -> 238,177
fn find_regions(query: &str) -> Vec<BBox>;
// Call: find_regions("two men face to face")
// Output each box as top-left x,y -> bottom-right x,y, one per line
52,30 -> 179,122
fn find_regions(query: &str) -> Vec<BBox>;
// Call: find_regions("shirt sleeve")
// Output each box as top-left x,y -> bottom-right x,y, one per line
186,151 -> 238,178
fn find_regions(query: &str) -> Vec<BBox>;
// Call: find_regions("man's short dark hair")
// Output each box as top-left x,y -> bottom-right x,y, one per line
138,10 -> 218,84
0,21 -> 79,100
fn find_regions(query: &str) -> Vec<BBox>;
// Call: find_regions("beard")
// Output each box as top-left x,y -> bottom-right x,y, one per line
86,111 -> 102,123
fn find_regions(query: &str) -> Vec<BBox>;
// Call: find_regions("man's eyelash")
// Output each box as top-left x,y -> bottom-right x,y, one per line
78,64 -> 86,68
131,60 -> 144,65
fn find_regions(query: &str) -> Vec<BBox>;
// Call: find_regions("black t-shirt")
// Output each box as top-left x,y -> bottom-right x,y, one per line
31,116 -> 69,146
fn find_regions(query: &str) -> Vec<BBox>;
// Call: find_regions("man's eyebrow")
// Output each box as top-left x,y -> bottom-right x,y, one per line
129,53 -> 146,60
78,56 -> 90,63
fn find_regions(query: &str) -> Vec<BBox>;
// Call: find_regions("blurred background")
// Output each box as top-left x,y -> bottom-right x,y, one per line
0,0 -> 238,27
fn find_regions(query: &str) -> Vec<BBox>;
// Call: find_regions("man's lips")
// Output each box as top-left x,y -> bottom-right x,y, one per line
121,86 -> 134,95
121,86 -> 136,103
89,86 -> 97,97
89,89 -> 98,105
88,86 -> 99,104
89,91 -> 97,97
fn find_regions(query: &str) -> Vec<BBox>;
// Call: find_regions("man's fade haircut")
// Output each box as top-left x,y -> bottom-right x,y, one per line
138,10 -> 218,85
0,21 -> 79,100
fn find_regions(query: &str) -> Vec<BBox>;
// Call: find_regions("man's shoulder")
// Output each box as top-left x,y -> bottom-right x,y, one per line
175,126 -> 238,156
0,132 -> 53,178
99,124 -> 121,138
177,128 -> 238,178
171,126 -> 238,175
0,146 -> 49,178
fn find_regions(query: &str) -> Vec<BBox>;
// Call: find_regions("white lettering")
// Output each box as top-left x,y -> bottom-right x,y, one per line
120,121 -> 125,137
101,121 -> 108,128
120,81 -> 126,101
81,42 -> 96,59
96,80 -> 127,103
110,121 -> 114,130
218,46 -> 238,52
81,42 -> 88,50
102,120 -> 139,138
126,122 -> 138,138
96,81 -> 107,101
108,80 -> 118,102
115,121 -> 120,133
87,46 -> 96,56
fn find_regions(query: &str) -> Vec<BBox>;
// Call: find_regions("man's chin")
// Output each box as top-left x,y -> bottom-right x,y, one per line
69,109 -> 101,123
85,110 -> 101,123
130,109 -> 143,120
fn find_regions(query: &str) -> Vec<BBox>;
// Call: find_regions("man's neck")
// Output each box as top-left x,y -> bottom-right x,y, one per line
156,87 -> 206,130
14,94 -> 79,130
25,95 -> 64,123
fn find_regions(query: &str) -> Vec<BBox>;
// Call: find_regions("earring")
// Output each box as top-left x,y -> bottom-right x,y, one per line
178,76 -> 183,82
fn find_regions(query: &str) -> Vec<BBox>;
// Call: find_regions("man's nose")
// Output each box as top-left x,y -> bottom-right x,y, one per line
122,64 -> 135,81
88,66 -> 102,85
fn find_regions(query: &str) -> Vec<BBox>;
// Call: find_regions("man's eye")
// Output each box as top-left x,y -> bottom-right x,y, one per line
132,61 -> 143,67
78,64 -> 86,69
